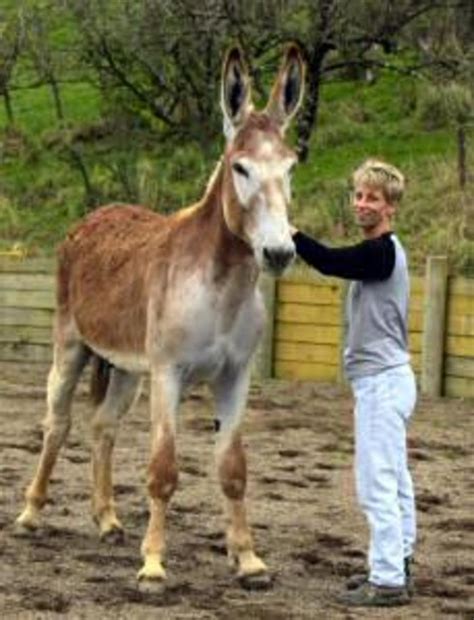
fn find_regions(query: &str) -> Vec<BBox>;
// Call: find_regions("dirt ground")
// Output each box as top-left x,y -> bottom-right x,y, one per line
0,361 -> 473,620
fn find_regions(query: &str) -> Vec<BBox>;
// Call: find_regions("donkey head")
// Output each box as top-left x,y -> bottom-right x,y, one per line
221,45 -> 305,276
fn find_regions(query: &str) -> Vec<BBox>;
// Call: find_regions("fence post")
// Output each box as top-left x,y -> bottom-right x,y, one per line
253,274 -> 276,380
421,256 -> 448,397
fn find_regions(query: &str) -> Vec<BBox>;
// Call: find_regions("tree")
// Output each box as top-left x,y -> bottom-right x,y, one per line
66,0 -> 221,138
65,1 -> 297,141
24,3 -> 66,124
218,1 -> 472,161
410,1 -> 473,187
0,10 -> 25,127
18,0 -> 473,160
287,0 -> 471,160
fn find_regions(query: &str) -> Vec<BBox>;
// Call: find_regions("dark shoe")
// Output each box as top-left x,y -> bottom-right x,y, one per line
337,581 -> 410,607
346,556 -> 414,595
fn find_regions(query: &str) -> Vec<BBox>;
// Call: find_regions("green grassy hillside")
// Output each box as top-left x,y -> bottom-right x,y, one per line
0,64 -> 472,274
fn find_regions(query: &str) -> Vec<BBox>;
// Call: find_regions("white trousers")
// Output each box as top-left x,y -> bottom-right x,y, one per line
351,364 -> 417,587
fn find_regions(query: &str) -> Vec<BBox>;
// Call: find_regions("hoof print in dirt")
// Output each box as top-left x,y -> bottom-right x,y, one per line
238,572 -> 274,591
100,528 -> 125,545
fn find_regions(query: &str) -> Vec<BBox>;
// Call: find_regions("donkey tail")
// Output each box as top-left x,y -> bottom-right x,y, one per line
90,355 -> 112,406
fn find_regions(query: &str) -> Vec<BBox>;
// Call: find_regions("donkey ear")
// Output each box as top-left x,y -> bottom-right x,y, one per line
221,47 -> 252,140
266,44 -> 305,132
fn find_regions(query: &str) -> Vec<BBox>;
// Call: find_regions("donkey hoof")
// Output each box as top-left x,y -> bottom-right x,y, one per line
137,577 -> 167,595
13,522 -> 39,538
137,563 -> 167,594
237,571 -> 273,591
100,526 -> 125,545
14,510 -> 41,534
137,556 -> 167,586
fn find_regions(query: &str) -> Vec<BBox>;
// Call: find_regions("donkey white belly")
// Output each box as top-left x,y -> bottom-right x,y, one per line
87,346 -> 150,373
87,289 -> 265,380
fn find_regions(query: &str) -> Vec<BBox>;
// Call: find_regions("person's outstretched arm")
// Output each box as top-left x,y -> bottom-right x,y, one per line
293,230 -> 395,281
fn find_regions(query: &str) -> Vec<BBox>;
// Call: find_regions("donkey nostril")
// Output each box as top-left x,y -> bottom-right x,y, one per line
278,249 -> 295,268
263,247 -> 295,271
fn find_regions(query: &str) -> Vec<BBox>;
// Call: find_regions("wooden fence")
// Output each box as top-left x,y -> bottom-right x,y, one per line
443,277 -> 474,398
268,270 -> 424,383
265,256 -> 473,399
0,258 -> 54,363
0,256 -> 473,399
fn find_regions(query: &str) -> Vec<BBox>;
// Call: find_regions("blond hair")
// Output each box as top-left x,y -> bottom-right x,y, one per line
352,159 -> 405,205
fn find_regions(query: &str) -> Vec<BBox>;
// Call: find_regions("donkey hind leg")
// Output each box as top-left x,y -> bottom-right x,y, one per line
212,368 -> 270,587
138,368 -> 180,585
16,341 -> 89,530
90,367 -> 141,541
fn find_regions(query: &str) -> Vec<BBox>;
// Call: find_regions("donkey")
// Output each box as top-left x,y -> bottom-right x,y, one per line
16,45 -> 305,588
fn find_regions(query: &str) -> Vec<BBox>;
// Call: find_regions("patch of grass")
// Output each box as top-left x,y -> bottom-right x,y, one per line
3,82 -> 101,135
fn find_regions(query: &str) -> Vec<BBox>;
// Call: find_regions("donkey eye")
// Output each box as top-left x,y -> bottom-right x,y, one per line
232,162 -> 249,178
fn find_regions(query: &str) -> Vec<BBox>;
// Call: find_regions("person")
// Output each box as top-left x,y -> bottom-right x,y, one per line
291,159 -> 417,607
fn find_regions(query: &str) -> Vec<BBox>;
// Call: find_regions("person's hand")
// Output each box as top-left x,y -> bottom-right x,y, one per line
289,224 -> 298,236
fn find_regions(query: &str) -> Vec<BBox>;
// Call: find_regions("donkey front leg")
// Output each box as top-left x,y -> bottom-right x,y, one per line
212,368 -> 269,586
16,341 -> 88,530
138,367 -> 180,585
90,368 -> 141,541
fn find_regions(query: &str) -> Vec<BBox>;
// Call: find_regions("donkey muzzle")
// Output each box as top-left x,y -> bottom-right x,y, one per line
263,246 -> 295,275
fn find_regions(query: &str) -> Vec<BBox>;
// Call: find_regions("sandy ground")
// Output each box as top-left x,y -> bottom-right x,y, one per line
0,361 -> 473,619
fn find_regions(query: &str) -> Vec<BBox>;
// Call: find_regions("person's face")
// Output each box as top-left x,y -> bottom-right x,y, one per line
352,183 -> 395,235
